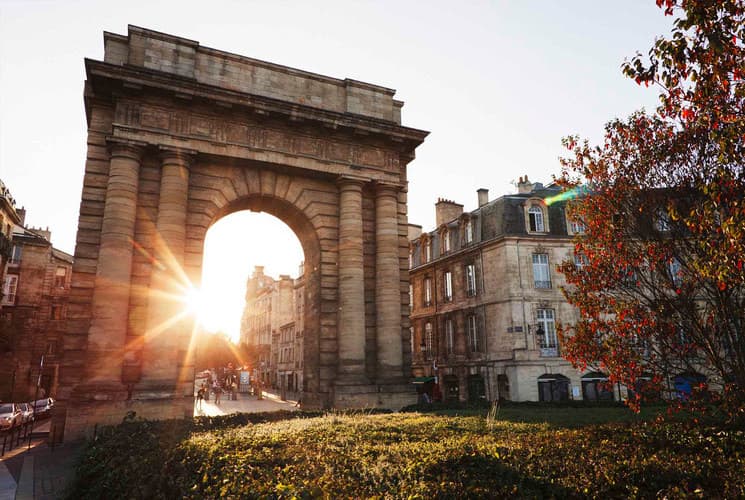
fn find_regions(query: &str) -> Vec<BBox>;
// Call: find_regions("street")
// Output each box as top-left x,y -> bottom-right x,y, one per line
193,390 -> 299,417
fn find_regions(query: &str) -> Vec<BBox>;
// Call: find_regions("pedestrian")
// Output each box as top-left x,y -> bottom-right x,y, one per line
196,387 -> 204,410
213,382 -> 222,405
202,381 -> 209,401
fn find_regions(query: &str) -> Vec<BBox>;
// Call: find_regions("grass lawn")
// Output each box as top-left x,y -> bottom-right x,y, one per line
66,405 -> 745,499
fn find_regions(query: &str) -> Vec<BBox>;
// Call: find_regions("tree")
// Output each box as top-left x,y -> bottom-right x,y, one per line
558,0 -> 745,411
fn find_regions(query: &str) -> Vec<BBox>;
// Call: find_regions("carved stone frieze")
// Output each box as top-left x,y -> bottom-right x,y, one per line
114,101 -> 399,172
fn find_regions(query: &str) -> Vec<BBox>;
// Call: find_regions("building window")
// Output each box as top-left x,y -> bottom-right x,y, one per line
528,205 -> 545,232
423,277 -> 432,307
668,258 -> 683,287
574,252 -> 588,270
464,219 -> 474,245
50,304 -> 65,320
581,372 -> 614,401
538,374 -> 570,402
445,317 -> 454,356
465,263 -> 477,296
536,308 -> 557,350
569,219 -> 586,235
467,314 -> 480,352
443,271 -> 453,301
54,266 -> 68,288
424,239 -> 432,263
2,275 -> 18,305
424,321 -> 433,360
409,246 -> 414,269
9,245 -> 21,264
442,229 -> 451,254
409,284 -> 413,309
656,210 -> 672,232
532,254 -> 551,289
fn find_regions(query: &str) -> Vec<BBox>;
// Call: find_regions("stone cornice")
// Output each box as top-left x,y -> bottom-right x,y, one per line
85,59 -> 428,148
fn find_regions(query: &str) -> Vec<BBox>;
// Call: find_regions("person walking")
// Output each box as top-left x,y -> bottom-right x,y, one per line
196,387 -> 204,410
213,382 -> 223,405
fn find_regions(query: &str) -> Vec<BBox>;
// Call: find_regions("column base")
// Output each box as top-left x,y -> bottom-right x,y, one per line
62,381 -> 194,441
332,380 -> 417,410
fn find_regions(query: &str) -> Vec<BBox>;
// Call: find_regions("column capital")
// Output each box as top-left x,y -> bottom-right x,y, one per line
374,181 -> 403,197
106,138 -> 147,161
159,146 -> 197,168
336,175 -> 367,190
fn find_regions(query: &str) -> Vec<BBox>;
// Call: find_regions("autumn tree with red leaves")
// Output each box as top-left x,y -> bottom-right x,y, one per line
558,0 -> 745,412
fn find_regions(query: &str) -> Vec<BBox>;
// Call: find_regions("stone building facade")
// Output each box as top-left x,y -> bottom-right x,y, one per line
0,221 -> 73,402
409,177 -> 616,403
241,264 -> 305,396
0,179 -> 22,315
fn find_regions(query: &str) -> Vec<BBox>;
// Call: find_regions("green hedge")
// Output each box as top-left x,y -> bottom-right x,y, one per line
65,410 -> 745,498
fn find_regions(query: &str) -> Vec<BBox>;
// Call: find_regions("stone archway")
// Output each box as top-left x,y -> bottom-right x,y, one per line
55,26 -> 427,441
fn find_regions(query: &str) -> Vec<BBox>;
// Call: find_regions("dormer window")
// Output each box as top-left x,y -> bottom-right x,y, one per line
441,227 -> 451,254
528,204 -> 545,232
464,218 -> 473,245
420,235 -> 432,263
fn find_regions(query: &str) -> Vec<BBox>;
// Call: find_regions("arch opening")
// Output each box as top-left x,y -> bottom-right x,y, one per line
189,195 -> 322,412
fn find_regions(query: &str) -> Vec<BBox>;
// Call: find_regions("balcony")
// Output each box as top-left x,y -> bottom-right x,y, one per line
534,280 -> 552,289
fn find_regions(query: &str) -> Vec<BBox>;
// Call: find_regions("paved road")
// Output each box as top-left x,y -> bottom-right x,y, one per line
194,390 -> 300,417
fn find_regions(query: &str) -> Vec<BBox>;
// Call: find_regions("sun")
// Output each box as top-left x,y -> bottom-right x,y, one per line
183,286 -> 208,325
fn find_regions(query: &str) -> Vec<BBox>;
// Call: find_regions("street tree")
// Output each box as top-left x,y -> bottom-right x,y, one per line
558,0 -> 745,411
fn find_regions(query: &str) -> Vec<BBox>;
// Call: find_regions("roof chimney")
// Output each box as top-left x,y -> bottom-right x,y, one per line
435,198 -> 464,226
477,188 -> 489,207
517,175 -> 533,194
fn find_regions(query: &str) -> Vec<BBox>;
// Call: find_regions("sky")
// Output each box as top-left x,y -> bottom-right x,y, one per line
0,0 -> 673,340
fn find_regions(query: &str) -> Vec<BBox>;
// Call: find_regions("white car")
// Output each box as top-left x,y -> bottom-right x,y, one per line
18,402 -> 35,424
0,403 -> 22,430
33,398 -> 54,418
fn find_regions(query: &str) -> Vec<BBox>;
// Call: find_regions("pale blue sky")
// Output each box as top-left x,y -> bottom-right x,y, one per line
0,0 -> 672,337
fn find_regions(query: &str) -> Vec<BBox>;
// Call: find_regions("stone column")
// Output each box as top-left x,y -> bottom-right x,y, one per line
142,147 -> 193,388
375,183 -> 404,380
87,140 -> 144,383
337,176 -> 367,381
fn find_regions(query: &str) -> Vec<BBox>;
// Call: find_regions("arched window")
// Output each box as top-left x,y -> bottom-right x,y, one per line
528,204 -> 545,232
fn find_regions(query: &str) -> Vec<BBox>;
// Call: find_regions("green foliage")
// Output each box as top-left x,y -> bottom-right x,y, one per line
65,409 -> 745,498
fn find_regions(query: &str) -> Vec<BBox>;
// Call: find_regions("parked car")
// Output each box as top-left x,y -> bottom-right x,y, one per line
0,403 -> 22,431
18,402 -> 35,424
33,398 -> 54,418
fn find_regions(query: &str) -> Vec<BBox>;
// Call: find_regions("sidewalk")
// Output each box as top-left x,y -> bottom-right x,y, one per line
0,419 -> 78,500
194,389 -> 300,417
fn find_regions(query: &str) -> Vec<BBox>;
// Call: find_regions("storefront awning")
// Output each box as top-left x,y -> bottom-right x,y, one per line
412,376 -> 435,384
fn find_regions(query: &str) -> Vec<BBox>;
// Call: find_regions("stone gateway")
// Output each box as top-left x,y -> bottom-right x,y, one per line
55,26 -> 427,441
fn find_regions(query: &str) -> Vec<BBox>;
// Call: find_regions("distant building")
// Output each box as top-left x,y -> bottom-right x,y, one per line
409,177 -> 608,403
0,179 -> 22,316
240,264 -> 305,395
0,214 -> 73,402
